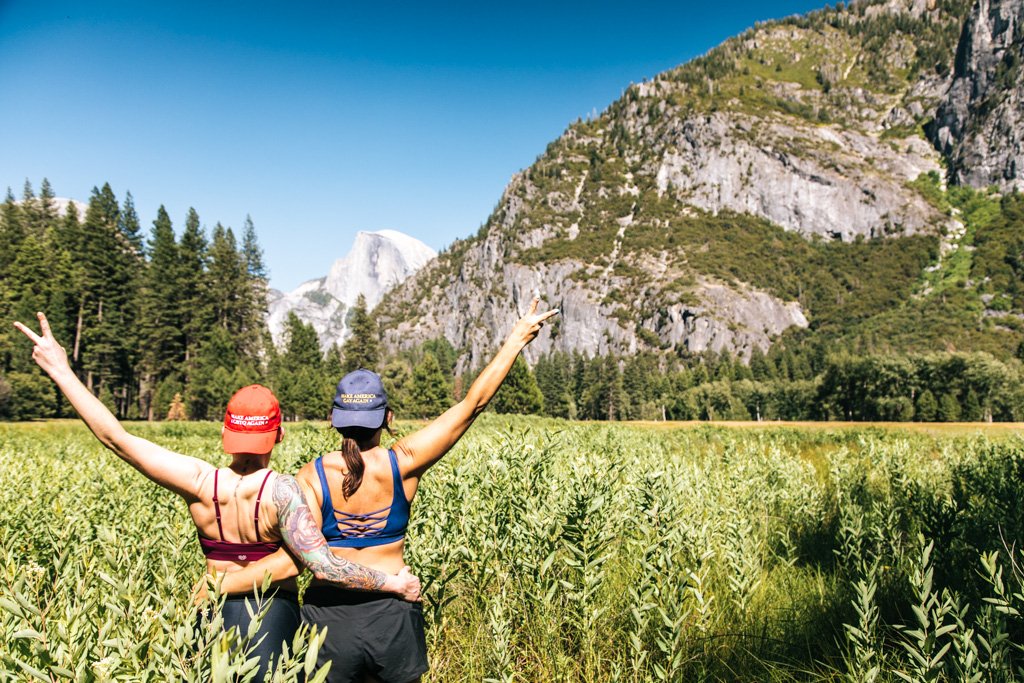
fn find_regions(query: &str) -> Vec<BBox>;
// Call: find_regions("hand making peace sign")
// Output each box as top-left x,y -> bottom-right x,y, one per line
13,312 -> 72,380
508,296 -> 560,348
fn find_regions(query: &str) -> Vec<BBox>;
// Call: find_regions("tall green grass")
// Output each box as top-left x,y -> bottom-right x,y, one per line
2,417 -> 1023,681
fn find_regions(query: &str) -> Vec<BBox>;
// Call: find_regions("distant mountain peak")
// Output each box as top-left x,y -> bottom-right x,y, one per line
267,230 -> 436,350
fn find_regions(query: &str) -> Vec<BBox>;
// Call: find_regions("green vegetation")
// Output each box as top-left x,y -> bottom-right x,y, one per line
529,347 -> 1024,423
341,294 -> 379,372
4,418 -> 1024,680
0,180 -> 269,422
517,203 -> 940,337
971,192 -> 1024,309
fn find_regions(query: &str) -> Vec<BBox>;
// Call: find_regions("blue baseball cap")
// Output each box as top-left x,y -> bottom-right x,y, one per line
331,369 -> 388,429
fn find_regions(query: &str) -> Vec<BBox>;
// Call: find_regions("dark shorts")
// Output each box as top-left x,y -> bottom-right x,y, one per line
197,590 -> 301,681
302,587 -> 428,683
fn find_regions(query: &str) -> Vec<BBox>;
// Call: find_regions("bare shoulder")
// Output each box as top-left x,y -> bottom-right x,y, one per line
392,437 -> 416,461
295,459 -> 319,484
192,465 -> 217,499
391,438 -> 421,476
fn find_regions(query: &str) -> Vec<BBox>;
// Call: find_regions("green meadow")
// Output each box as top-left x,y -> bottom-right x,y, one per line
3,417 -> 1024,681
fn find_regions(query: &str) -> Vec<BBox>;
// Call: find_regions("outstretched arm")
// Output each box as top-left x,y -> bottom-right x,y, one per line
395,296 -> 558,475
213,474 -> 421,600
13,313 -> 211,500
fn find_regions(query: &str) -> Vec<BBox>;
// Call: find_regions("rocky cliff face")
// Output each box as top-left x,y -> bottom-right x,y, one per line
651,110 -> 943,240
378,0 -> 983,369
267,230 -> 435,350
931,0 -> 1024,190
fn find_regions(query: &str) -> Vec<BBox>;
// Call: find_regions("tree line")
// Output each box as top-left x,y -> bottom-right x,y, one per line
4,179 -> 1023,423
269,316 -> 1024,423
0,179 -> 267,420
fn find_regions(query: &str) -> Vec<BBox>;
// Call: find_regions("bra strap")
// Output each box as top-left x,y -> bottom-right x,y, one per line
314,457 -> 333,516
212,469 -> 225,541
388,449 -> 403,499
254,470 -> 274,542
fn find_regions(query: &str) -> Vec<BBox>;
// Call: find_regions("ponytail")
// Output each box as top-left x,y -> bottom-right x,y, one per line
335,409 -> 391,499
340,436 -> 364,499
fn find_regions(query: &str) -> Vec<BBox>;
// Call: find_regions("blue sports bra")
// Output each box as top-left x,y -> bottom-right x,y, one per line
314,449 -> 410,548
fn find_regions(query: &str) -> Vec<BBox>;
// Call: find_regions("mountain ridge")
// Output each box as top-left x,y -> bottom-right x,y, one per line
378,0 -> 1019,370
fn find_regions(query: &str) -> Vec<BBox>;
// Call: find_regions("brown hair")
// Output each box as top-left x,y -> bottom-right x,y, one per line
335,411 -> 393,499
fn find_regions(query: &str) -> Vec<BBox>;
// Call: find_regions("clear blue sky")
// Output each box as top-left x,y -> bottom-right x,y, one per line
0,0 -> 827,291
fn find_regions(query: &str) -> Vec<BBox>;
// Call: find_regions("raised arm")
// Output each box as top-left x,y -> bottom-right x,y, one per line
395,297 -> 558,475
13,312 -> 211,500
213,473 -> 421,601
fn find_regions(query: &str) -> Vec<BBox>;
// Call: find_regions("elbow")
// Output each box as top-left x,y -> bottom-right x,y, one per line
463,392 -> 489,417
103,434 -> 133,461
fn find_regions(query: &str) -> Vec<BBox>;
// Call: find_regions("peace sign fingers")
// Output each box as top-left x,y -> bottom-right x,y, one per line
535,307 -> 560,325
36,311 -> 54,340
509,296 -> 560,347
12,320 -> 42,345
13,311 -> 71,377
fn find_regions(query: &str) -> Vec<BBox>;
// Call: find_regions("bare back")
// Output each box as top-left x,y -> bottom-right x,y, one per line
190,467 -> 294,588
299,446 -> 417,579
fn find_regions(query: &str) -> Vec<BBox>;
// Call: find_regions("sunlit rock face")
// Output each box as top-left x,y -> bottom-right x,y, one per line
267,230 -> 436,350
931,0 -> 1024,191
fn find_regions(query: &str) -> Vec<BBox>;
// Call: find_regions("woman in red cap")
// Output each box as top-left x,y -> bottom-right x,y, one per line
13,312 -> 422,679
219,297 -> 558,683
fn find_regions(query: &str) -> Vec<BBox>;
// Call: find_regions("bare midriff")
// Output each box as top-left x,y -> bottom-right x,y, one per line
309,538 -> 406,588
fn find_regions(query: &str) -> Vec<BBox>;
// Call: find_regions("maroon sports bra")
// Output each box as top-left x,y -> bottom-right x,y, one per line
197,469 -> 281,562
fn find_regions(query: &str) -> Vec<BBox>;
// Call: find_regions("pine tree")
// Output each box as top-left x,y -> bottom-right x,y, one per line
239,215 -> 269,354
78,184 -> 140,416
187,326 -> 240,420
60,201 -> 86,372
749,347 -> 776,381
178,208 -> 210,370
242,215 -> 267,280
119,191 -> 144,254
138,206 -> 185,418
167,393 -> 187,421
283,313 -> 323,371
421,338 -> 457,378
937,392 -> 962,422
536,352 -> 574,418
580,355 -> 623,420
2,235 -> 52,381
38,178 -> 57,224
622,354 -> 660,420
20,179 -> 40,232
0,188 -> 26,275
962,388 -> 982,422
324,343 -> 345,385
381,358 -> 412,416
492,356 -> 544,415
206,223 -> 247,336
915,389 -> 938,422
410,352 -> 450,418
270,314 -> 326,420
342,295 -> 379,371
604,355 -> 624,420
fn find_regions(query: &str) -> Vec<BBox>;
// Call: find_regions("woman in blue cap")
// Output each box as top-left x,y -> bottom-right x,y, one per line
220,297 -> 558,682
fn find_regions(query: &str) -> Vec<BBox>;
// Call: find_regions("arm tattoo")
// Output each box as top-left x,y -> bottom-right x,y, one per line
272,474 -> 387,591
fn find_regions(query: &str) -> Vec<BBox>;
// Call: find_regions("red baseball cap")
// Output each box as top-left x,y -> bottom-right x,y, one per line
222,385 -> 282,455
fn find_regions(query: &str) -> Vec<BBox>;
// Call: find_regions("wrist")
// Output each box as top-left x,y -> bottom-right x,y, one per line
50,365 -> 77,384
381,574 -> 399,595
502,336 -> 526,354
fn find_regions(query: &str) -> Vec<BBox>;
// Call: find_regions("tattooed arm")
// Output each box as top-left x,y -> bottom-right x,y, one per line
214,474 -> 421,600
273,474 -> 411,592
